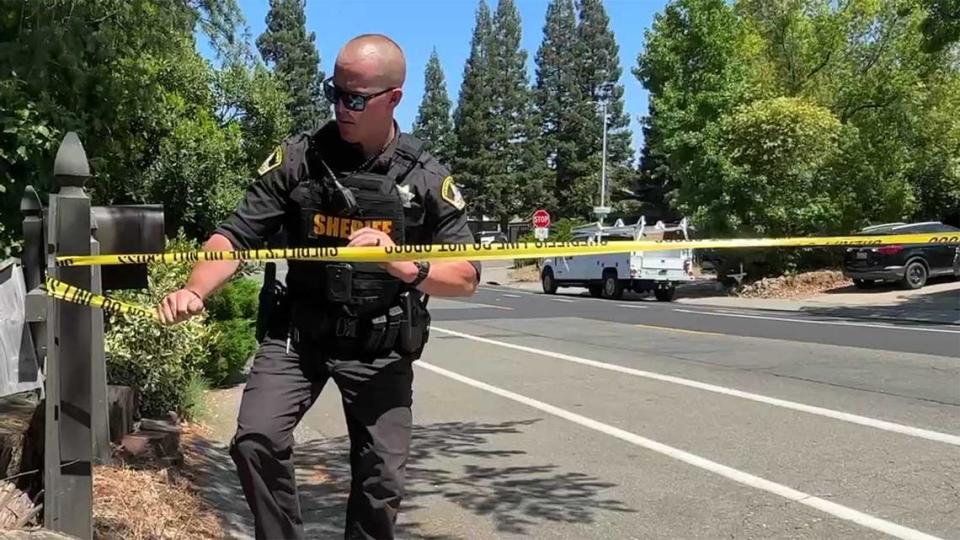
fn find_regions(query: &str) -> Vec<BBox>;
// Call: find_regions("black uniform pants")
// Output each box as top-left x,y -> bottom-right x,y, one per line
229,335 -> 414,540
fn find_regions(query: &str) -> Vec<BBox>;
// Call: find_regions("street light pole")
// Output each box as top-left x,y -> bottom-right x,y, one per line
600,99 -> 608,212
593,83 -> 614,226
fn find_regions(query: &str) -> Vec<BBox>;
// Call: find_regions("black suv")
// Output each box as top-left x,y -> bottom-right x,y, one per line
843,222 -> 960,289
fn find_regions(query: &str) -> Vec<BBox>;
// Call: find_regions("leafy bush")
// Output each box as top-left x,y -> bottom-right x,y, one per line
204,277 -> 260,385
205,318 -> 257,386
205,277 -> 260,321
105,233 -> 212,417
104,231 -> 264,417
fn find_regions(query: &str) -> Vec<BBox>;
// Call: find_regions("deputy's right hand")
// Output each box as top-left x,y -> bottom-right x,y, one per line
159,288 -> 205,325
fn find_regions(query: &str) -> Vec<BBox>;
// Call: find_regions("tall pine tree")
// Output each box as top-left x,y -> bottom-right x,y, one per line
412,49 -> 455,166
486,0 -> 545,228
454,0 -> 497,220
256,0 -> 328,134
533,0 -> 632,219
535,0 -> 582,217
575,0 -> 633,214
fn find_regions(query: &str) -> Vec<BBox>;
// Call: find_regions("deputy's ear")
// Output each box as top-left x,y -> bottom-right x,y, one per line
390,89 -> 403,107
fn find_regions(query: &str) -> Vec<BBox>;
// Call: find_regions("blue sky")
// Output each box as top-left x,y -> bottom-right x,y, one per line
205,0 -> 668,159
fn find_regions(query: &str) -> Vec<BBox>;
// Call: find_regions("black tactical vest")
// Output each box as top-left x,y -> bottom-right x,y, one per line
284,135 -> 425,348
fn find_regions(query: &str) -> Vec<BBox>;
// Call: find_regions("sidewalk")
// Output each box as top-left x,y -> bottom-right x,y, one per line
186,387 -> 254,540
675,279 -> 960,325
483,260 -> 959,325
187,385 -> 351,539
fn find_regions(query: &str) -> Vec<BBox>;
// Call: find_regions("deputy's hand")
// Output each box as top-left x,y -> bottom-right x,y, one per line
158,288 -> 205,325
347,227 -> 416,280
346,227 -> 395,249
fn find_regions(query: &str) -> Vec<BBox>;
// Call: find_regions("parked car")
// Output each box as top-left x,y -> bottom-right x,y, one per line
843,222 -> 960,289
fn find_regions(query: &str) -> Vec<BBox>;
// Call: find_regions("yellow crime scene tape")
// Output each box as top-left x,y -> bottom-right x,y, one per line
53,232 -> 951,267
42,231 -> 957,320
44,275 -> 160,320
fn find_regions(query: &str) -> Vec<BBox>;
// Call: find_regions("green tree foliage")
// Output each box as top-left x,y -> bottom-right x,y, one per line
256,0 -> 328,134
634,0 -> 750,227
637,0 -> 959,244
535,0 -> 583,216
920,0 -> 960,52
486,0 -> 546,229
706,97 -> 848,236
413,49 -> 456,166
454,1 -> 497,217
1,1 -> 288,415
575,0 -> 633,206
455,0 -> 547,228
0,0 -> 292,249
215,62 -> 295,168
533,0 -> 634,219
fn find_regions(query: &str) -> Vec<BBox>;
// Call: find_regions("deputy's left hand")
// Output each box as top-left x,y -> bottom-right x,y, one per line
347,227 -> 395,250
347,228 -> 411,277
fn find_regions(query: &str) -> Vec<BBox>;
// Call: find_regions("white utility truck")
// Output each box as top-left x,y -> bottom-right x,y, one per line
540,217 -> 695,301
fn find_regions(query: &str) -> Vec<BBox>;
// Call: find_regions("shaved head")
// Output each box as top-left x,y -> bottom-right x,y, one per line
330,34 -> 406,154
335,33 -> 406,90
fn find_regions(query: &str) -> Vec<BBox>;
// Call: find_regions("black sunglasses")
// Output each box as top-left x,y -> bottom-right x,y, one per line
323,77 -> 395,111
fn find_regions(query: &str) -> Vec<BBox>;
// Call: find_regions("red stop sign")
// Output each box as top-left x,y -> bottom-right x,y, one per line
533,209 -> 551,229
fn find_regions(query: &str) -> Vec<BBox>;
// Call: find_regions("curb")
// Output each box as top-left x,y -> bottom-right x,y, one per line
675,302 -> 960,327
481,283 -> 959,327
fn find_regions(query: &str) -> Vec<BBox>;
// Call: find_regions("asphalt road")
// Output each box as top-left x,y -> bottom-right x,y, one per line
274,282 -> 960,539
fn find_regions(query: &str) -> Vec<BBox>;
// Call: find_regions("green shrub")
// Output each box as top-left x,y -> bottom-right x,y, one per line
205,277 -> 260,321
105,233 -> 213,417
181,373 -> 210,422
104,233 -> 264,415
105,303 -> 212,418
205,318 -> 257,386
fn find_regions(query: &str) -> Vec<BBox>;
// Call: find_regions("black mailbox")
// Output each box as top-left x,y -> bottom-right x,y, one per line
91,205 -> 165,290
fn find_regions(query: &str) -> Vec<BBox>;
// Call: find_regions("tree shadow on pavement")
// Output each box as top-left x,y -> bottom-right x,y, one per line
293,418 -> 635,538
182,418 -> 635,538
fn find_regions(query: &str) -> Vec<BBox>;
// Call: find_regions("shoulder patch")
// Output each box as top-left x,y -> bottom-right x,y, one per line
440,176 -> 466,211
257,145 -> 283,176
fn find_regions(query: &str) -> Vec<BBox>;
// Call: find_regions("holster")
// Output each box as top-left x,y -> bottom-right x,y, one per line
395,290 -> 430,359
255,262 -> 288,343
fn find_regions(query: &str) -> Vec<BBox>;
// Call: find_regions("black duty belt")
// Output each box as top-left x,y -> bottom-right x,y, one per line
289,301 -> 404,360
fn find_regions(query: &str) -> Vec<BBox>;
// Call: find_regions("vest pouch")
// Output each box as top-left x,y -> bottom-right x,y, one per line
349,265 -> 403,319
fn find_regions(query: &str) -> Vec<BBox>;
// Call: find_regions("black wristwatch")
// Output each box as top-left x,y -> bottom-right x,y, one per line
408,261 -> 430,287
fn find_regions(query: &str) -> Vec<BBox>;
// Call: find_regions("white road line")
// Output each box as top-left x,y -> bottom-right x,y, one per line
432,303 -> 514,311
417,361 -> 943,540
551,298 -> 575,303
481,286 -> 537,295
714,308 -> 775,316
674,309 -> 960,335
432,327 -> 960,447
617,304 -> 649,309
502,293 -> 522,298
